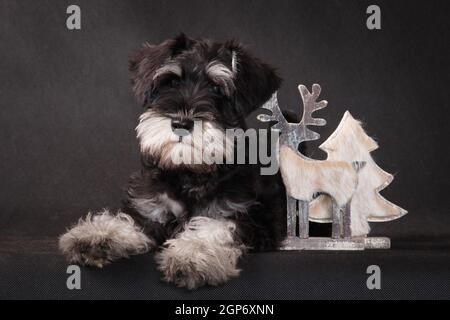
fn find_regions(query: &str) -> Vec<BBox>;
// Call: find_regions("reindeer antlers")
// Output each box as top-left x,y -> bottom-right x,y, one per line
299,84 -> 327,127
258,83 -> 328,149
258,92 -> 287,130
298,84 -> 328,142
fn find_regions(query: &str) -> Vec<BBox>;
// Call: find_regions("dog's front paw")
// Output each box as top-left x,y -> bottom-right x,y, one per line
59,210 -> 153,267
155,220 -> 243,289
60,236 -> 114,268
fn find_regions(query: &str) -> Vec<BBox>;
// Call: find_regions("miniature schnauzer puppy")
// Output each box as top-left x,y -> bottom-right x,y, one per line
59,34 -> 286,289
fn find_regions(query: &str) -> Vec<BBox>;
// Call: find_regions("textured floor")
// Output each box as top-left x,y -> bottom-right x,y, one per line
1,236 -> 448,300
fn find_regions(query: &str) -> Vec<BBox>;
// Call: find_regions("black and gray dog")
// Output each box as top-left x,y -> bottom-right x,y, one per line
59,34 -> 286,289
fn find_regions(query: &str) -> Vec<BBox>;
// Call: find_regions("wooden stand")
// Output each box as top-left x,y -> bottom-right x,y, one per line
281,236 -> 390,251
281,197 -> 390,251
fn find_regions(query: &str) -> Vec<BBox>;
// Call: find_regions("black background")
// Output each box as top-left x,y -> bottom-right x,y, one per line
0,0 -> 448,299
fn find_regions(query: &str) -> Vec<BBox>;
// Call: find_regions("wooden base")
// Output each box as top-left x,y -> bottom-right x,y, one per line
280,236 -> 390,251
363,237 -> 391,249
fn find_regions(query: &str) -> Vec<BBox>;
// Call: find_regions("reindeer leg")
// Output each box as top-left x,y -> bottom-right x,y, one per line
342,201 -> 352,238
298,200 -> 309,239
331,199 -> 342,239
286,195 -> 297,237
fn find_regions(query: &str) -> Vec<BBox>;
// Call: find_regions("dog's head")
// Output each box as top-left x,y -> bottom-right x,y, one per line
129,34 -> 281,171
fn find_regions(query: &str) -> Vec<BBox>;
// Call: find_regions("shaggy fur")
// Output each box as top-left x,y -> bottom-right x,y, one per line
59,34 -> 286,289
155,217 -> 243,289
59,210 -> 152,267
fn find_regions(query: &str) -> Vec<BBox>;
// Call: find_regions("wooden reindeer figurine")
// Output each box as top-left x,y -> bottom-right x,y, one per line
260,84 -> 363,245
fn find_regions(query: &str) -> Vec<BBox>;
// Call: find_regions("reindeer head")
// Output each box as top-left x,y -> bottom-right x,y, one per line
258,84 -> 328,151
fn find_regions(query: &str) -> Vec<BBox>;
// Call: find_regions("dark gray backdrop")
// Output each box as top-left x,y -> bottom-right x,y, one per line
0,0 -> 448,299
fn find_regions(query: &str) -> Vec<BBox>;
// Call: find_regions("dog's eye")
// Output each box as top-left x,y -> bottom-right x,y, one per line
157,77 -> 180,90
209,84 -> 222,95
169,78 -> 180,88
143,89 -> 157,107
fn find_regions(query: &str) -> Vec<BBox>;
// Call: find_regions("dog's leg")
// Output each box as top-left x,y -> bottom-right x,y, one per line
59,209 -> 153,267
123,192 -> 187,247
155,217 -> 244,289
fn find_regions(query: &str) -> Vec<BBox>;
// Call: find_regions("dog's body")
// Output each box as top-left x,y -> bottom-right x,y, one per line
59,34 -> 286,289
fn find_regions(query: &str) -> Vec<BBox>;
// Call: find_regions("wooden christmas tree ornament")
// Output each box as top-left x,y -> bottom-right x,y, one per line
309,111 -> 408,237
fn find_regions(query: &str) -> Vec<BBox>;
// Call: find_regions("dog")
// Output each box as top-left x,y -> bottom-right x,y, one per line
59,34 -> 286,289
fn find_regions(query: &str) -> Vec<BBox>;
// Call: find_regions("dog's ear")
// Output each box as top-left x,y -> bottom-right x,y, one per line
129,33 -> 196,105
225,42 -> 282,114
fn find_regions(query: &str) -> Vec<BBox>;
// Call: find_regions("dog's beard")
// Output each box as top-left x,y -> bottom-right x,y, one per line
136,110 -> 234,171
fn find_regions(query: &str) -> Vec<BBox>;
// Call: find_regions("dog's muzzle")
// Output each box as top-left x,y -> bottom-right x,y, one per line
171,118 -> 194,140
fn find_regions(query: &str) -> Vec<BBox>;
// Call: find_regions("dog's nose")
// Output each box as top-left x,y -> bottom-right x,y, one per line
171,119 -> 194,133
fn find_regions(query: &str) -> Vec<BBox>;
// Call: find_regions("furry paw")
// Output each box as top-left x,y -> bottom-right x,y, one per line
59,210 -> 153,267
155,217 -> 243,289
